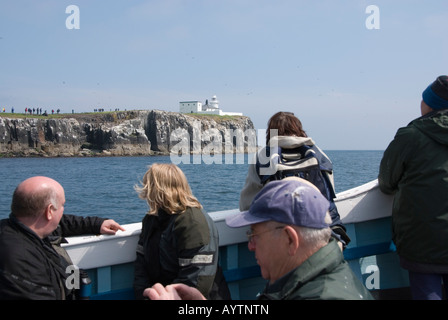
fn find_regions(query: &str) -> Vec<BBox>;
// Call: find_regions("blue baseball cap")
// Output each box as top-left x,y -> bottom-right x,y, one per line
226,178 -> 330,229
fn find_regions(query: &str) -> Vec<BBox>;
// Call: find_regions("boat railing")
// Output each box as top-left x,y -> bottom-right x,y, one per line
63,179 -> 408,299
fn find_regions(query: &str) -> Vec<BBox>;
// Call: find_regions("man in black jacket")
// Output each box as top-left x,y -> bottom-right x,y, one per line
0,176 -> 125,300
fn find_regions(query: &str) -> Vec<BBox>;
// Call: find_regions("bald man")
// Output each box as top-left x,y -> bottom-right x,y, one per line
0,176 -> 125,300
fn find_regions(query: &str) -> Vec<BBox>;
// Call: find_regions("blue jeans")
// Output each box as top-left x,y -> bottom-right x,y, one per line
408,271 -> 448,300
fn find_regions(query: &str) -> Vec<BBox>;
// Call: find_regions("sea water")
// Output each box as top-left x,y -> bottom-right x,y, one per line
0,150 -> 384,224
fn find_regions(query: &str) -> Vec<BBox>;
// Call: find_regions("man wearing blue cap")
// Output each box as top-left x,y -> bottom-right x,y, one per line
379,75 -> 448,300
144,178 -> 373,300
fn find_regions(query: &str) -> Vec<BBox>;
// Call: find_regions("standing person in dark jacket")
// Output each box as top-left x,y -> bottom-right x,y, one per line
0,176 -> 125,300
379,75 -> 448,300
133,163 -> 230,300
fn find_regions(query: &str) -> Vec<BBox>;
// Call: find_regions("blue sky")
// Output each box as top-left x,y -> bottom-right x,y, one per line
1,1 -> 447,150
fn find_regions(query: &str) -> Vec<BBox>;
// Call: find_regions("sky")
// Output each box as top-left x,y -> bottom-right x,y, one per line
0,0 -> 447,150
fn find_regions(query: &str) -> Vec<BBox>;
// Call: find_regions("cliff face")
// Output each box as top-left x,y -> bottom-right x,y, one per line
0,110 -> 255,157
145,110 -> 256,155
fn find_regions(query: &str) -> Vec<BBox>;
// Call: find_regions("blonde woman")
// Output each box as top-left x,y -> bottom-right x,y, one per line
133,163 -> 230,300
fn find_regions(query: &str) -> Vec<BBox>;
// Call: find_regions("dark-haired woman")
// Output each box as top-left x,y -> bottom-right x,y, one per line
239,112 -> 350,248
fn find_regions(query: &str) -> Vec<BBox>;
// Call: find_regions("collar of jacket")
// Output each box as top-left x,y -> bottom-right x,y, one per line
8,213 -> 46,245
8,213 -> 62,262
268,135 -> 315,148
259,238 -> 342,300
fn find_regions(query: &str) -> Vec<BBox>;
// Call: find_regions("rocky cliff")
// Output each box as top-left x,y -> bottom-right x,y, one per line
0,110 -> 256,157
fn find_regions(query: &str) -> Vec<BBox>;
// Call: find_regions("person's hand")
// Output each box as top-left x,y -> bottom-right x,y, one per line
338,241 -> 344,251
100,219 -> 125,235
144,283 -> 206,300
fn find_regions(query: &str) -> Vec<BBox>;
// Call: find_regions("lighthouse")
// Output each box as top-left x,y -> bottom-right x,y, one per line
179,95 -> 243,116
209,95 -> 219,110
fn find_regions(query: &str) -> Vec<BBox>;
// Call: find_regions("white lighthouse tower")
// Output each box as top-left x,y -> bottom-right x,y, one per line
209,95 -> 219,110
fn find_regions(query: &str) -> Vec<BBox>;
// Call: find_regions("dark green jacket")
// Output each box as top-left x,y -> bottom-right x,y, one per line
379,110 -> 448,265
258,239 -> 373,300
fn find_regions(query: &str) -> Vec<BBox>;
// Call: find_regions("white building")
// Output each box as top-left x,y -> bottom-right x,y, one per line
179,95 -> 243,116
179,101 -> 203,114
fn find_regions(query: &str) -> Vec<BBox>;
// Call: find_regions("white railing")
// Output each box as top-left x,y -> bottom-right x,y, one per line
64,179 -> 393,269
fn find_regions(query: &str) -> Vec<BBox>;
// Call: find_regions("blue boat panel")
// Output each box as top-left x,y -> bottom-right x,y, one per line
342,217 -> 409,292
223,265 -> 261,282
344,241 -> 396,260
348,252 -> 409,291
219,242 -> 265,299
110,263 -> 135,291
97,266 -> 112,293
236,277 -> 266,300
349,217 -> 393,247
85,262 -> 136,298
81,216 -> 410,299
91,288 -> 135,300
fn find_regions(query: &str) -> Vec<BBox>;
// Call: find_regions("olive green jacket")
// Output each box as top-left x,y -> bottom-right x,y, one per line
379,110 -> 448,265
258,239 -> 373,300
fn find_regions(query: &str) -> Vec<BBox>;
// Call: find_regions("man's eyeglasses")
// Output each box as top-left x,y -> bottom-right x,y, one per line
246,226 -> 285,244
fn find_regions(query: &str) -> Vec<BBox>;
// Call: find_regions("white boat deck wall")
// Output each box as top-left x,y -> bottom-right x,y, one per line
64,179 -> 393,270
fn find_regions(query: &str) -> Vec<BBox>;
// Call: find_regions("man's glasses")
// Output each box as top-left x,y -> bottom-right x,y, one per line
246,226 -> 285,244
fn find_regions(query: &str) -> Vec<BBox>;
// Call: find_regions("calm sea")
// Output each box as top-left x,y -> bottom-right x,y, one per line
0,150 -> 384,224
